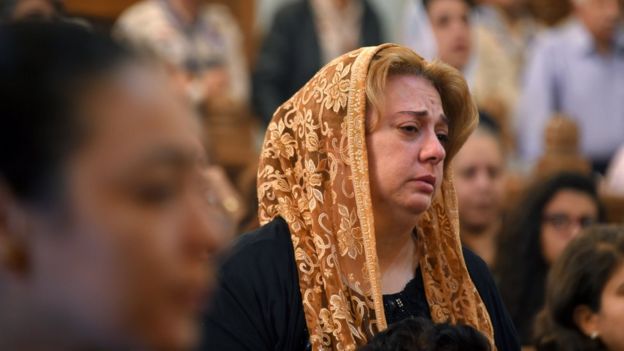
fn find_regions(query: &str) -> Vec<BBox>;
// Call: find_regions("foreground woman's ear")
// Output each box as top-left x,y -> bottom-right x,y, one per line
0,184 -> 30,277
573,304 -> 600,339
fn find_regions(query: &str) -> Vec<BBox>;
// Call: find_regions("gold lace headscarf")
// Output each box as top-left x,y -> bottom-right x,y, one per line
257,44 -> 495,350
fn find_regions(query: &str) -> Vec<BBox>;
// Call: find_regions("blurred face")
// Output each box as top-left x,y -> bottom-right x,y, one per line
26,65 -> 222,349
453,131 -> 505,232
574,0 -> 621,47
540,190 -> 598,265
427,0 -> 473,70
367,75 -> 448,224
591,262 -> 624,351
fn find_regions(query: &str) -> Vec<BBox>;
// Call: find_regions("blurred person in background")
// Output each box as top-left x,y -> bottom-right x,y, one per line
402,0 -> 517,144
0,22 -> 223,350
452,114 -> 506,267
359,317 -> 491,351
422,0 -> 474,72
115,0 -> 252,231
516,0 -> 624,173
534,225 -> 624,351
252,0 -> 383,125
115,0 -> 249,108
472,0 -> 538,130
495,172 -> 605,347
475,0 -> 537,70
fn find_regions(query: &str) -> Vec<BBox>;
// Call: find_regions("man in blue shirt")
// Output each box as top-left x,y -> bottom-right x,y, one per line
516,0 -> 623,172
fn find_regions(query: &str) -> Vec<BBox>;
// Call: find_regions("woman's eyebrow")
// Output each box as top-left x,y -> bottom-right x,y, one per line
396,110 -> 449,127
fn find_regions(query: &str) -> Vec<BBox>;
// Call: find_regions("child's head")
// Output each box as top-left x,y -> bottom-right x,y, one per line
360,317 -> 491,351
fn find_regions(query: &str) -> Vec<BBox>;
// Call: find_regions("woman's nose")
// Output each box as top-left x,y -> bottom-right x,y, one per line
419,131 -> 446,164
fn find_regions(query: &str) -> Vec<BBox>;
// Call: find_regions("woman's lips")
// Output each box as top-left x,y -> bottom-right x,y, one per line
409,175 -> 436,194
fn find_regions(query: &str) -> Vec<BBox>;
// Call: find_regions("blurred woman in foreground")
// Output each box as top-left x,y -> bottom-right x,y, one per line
0,22 -> 222,350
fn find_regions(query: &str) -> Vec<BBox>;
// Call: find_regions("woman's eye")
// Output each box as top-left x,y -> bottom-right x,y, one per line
400,125 -> 419,134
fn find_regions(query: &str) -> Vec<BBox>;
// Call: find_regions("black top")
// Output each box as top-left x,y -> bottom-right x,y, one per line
201,217 -> 520,351
251,0 -> 383,125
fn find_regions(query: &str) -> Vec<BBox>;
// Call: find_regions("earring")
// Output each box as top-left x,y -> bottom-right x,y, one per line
590,331 -> 600,340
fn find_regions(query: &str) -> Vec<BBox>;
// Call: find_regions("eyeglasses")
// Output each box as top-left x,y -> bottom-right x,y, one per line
542,213 -> 597,232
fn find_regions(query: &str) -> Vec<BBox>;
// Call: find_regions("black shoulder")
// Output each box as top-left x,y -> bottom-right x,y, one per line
228,216 -> 291,255
219,216 -> 295,282
462,247 -> 492,286
201,217 -> 307,350
463,247 -> 521,351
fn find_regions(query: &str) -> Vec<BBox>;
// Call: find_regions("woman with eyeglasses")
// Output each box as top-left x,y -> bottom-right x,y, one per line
494,172 -> 605,347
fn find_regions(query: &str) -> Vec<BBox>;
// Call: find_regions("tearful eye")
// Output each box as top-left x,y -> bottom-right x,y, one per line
400,125 -> 419,134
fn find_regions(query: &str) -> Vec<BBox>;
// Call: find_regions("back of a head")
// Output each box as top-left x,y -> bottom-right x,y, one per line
360,317 -> 491,351
429,323 -> 492,351
0,21 -> 132,205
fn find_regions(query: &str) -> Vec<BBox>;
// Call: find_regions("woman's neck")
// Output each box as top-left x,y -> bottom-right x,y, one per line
374,214 -> 419,294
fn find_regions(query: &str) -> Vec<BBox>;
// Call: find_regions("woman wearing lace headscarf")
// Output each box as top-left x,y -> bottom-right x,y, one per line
202,44 -> 519,351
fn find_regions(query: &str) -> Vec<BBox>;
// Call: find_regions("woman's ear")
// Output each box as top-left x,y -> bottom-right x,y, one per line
0,184 -> 30,277
573,304 -> 600,338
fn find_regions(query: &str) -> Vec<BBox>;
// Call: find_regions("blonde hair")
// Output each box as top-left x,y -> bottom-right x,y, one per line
365,46 -> 478,166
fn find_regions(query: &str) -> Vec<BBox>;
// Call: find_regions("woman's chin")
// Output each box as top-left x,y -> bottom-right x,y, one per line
396,196 -> 433,218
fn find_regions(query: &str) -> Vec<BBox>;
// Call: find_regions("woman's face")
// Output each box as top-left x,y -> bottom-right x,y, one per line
591,262 -> 624,351
453,131 -> 505,232
540,189 -> 598,265
24,65 -> 223,349
367,75 -> 447,223
427,0 -> 472,71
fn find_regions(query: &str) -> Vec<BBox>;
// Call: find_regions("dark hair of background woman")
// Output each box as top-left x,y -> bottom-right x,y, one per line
0,21 -> 133,207
534,225 -> 624,351
493,172 -> 606,344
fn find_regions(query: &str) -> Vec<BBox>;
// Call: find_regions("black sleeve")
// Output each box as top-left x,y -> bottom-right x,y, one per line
463,248 -> 521,351
200,217 -> 308,351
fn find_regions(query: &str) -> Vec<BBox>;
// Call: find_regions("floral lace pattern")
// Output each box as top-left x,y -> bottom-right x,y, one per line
258,44 -> 495,350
